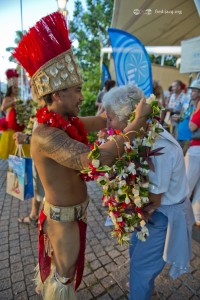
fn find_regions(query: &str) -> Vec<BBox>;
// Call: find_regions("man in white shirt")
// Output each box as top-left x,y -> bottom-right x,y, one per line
167,80 -> 188,137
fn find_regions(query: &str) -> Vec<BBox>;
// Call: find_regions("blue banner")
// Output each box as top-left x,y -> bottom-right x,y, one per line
102,63 -> 111,88
108,28 -> 152,97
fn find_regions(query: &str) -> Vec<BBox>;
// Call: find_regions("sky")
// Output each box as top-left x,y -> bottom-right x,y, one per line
0,0 -> 86,85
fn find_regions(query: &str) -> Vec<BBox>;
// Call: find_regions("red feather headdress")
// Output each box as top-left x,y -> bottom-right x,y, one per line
13,12 -> 82,98
6,69 -> 19,79
6,69 -> 19,87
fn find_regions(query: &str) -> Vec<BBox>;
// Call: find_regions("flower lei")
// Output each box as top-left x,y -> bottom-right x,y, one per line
15,98 -> 36,127
36,106 -> 88,145
22,101 -> 39,135
81,95 -> 164,245
178,104 -> 195,122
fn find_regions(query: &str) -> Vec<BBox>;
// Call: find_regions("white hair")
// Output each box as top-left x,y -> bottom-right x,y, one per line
102,83 -> 144,121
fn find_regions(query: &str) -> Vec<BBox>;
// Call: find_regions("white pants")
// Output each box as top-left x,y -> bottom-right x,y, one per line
185,152 -> 200,222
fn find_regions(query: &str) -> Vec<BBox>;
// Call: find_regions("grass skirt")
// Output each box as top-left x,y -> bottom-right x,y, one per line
35,264 -> 77,300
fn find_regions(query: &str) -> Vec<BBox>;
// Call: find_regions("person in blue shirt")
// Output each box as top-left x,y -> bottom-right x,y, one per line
173,100 -> 195,155
172,86 -> 199,155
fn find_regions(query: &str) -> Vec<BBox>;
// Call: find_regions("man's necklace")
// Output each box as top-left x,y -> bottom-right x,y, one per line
36,106 -> 88,145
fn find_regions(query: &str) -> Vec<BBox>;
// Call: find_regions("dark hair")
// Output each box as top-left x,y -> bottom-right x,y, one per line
43,93 -> 53,104
174,80 -> 183,88
106,80 -> 116,92
5,86 -> 13,97
43,88 -> 68,104
168,85 -> 172,92
104,79 -> 110,88
174,80 -> 187,92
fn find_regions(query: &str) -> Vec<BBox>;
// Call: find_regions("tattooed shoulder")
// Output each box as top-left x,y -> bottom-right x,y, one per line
33,125 -> 90,170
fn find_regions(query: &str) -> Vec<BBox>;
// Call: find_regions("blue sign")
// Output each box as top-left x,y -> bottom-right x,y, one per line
108,28 -> 153,97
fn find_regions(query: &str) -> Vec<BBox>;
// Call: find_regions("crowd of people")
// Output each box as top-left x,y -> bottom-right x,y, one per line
152,78 -> 200,228
0,10 -> 199,300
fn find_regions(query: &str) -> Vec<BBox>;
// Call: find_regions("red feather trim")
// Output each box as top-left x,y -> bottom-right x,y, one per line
6,69 -> 19,79
0,117 -> 8,131
13,12 -> 71,77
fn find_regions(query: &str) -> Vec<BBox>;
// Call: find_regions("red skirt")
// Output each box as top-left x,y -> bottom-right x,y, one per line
7,108 -> 24,132
38,210 -> 87,290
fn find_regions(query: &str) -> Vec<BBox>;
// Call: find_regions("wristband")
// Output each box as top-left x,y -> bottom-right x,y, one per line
24,135 -> 31,144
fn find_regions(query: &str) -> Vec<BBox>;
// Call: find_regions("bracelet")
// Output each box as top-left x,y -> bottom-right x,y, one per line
109,135 -> 120,158
24,135 -> 31,144
124,130 -> 138,139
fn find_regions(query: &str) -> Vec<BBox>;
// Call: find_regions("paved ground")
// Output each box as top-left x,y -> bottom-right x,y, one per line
0,159 -> 200,300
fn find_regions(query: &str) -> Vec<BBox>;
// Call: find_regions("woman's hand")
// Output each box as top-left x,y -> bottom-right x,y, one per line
1,97 -> 15,112
13,132 -> 27,144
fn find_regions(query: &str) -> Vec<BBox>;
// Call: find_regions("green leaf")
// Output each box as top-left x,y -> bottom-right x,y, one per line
88,143 -> 100,159
150,100 -> 158,107
97,166 -> 111,172
155,128 -> 164,133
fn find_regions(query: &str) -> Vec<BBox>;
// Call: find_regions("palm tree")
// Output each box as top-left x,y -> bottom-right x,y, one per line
6,30 -> 29,99
6,30 -> 27,63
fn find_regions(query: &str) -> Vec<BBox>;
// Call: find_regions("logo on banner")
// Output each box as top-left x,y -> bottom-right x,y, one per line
108,28 -> 152,97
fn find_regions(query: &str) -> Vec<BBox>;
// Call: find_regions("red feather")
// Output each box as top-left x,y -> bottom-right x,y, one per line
13,12 -> 71,76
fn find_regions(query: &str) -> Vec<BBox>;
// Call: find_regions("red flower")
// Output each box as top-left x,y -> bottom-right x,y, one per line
121,203 -> 127,209
114,129 -> 121,135
135,207 -> 144,217
36,106 -> 88,145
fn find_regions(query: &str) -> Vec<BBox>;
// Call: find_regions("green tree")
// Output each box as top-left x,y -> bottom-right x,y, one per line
70,0 -> 114,117
149,54 -> 177,67
5,30 -> 28,99
6,30 -> 27,63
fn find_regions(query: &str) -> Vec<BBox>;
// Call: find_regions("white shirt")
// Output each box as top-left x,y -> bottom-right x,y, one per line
168,92 -> 187,112
148,127 -> 189,205
148,128 -> 194,278
168,92 -> 188,126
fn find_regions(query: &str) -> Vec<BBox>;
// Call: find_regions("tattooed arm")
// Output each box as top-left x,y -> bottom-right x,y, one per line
32,125 -> 91,171
80,112 -> 107,133
32,124 -> 121,170
32,100 -> 152,170
32,117 -> 149,172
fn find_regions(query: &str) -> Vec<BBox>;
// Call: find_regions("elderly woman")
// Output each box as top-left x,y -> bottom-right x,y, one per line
102,84 -> 194,300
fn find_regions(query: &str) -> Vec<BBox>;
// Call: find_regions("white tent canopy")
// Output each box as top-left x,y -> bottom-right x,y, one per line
111,0 -> 200,46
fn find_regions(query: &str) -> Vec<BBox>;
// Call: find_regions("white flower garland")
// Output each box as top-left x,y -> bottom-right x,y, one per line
15,98 -> 37,129
81,94 -> 164,245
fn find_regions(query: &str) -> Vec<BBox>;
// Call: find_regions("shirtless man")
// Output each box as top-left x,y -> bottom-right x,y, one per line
32,86 -> 150,299
13,12 -> 152,300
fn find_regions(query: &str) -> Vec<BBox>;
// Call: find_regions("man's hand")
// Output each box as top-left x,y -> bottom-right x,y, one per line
134,98 -> 152,120
13,132 -> 27,145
